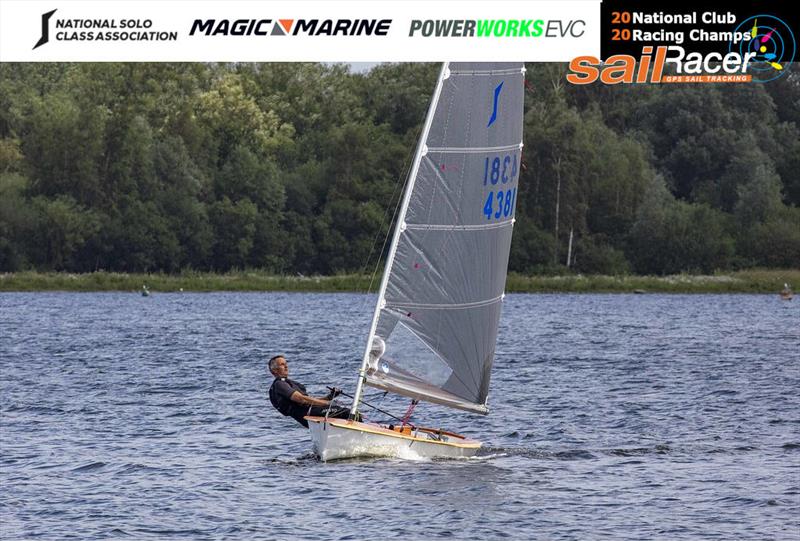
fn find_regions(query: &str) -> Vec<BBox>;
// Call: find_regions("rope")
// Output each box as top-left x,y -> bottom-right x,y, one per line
400,399 -> 419,428
357,119 -> 424,306
329,387 -> 416,428
524,78 -> 536,94
357,78 -> 436,308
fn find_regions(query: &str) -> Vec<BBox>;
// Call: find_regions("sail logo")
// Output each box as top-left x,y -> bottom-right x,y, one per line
487,82 -> 503,127
33,9 -> 57,49
409,19 -> 585,38
189,18 -> 391,37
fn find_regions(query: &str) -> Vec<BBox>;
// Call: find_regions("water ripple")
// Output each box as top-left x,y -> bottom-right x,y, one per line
1,292 -> 798,540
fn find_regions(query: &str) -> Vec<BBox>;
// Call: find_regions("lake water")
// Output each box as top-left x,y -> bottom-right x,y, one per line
1,292 -> 798,540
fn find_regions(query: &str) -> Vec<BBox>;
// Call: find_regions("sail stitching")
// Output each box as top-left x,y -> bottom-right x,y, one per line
387,295 -> 503,310
428,143 -> 521,153
405,220 -> 513,231
450,68 -> 521,76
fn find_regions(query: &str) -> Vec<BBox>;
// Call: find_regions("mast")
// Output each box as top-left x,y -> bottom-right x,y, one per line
350,62 -> 450,417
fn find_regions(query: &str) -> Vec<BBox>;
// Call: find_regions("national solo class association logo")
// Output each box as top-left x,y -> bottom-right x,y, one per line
33,8 -> 178,49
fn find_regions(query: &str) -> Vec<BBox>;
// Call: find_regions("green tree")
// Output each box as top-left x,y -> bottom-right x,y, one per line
208,196 -> 258,270
106,114 -> 157,200
196,72 -> 294,166
153,136 -> 212,268
103,198 -> 180,272
23,92 -> 108,206
627,177 -> 733,274
0,172 -> 35,270
735,166 -> 800,267
28,196 -> 101,270
735,163 -> 784,227
215,144 -> 284,212
739,212 -> 800,268
509,220 -> 556,273
573,236 -> 630,275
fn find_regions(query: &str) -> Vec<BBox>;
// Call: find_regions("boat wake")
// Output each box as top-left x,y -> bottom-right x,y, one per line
478,444 -> 673,461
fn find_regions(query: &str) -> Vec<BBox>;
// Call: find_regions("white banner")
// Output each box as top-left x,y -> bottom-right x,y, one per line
0,0 -> 600,62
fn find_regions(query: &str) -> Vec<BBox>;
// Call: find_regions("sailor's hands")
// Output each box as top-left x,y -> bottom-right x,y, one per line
325,387 -> 343,400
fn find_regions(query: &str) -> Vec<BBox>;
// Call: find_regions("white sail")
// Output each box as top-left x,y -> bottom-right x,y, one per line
354,62 -> 525,415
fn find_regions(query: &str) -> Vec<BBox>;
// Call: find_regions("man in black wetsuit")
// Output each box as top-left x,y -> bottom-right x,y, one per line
267,355 -> 351,428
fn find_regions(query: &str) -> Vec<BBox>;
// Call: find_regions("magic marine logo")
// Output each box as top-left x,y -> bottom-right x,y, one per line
189,18 -> 391,37
33,9 -> 178,49
567,14 -> 795,85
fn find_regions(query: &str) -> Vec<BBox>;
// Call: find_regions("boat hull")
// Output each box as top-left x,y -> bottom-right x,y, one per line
306,416 -> 481,461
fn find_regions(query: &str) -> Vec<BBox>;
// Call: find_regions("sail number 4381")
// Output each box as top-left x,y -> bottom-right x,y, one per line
484,188 -> 517,220
483,154 -> 518,220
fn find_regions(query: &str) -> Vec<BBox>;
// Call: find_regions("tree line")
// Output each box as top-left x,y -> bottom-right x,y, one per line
0,63 -> 798,275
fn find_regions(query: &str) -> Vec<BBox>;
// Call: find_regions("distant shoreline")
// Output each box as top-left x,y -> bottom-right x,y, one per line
1,270 -> 796,294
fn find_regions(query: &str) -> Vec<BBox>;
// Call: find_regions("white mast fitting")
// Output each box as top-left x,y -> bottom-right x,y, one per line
350,63 -> 451,418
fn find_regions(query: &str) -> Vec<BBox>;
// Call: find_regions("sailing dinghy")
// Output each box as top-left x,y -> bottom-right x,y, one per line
308,62 -> 525,460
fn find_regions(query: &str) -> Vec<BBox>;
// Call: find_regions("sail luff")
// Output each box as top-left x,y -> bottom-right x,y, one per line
350,62 -> 450,417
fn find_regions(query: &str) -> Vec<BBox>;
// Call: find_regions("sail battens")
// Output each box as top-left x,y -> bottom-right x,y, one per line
427,143 -> 522,154
450,68 -> 522,76
405,220 -> 513,232
387,295 -> 503,311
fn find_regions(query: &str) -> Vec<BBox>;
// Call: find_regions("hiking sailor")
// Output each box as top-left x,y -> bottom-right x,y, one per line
267,355 -> 349,428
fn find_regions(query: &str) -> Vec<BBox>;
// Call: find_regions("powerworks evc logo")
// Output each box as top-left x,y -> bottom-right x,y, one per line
408,19 -> 585,38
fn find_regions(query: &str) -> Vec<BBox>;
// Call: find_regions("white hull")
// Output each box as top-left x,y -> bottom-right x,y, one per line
306,416 -> 481,461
